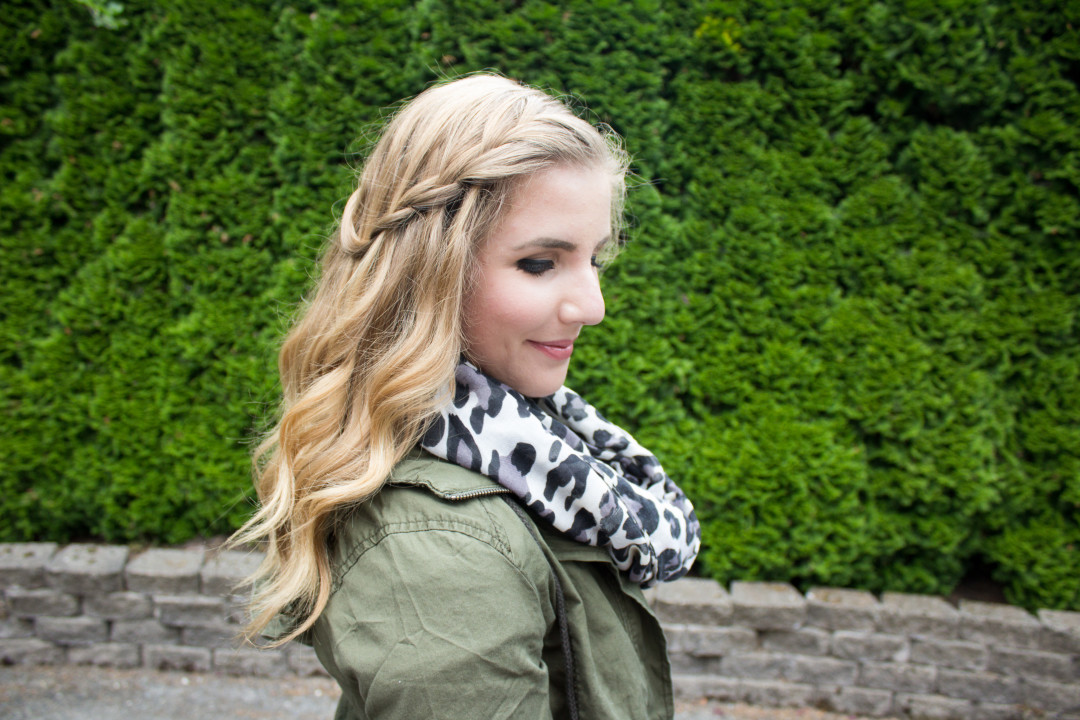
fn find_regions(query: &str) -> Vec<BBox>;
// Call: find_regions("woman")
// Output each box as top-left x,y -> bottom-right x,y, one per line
233,74 -> 700,720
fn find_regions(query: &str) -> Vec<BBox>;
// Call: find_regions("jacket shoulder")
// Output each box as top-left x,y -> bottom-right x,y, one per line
327,453 -> 543,594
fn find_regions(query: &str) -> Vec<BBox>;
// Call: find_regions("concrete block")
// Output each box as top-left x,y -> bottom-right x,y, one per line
739,679 -> 816,707
816,686 -> 894,717
126,548 -> 204,595
660,623 -> 695,654
787,655 -> 858,684
972,703 -> 1024,720
84,591 -> 152,620
67,642 -> 140,668
958,599 -> 1041,649
1025,677 -> 1080,713
731,581 -> 806,631
45,544 -> 128,595
832,630 -> 908,662
1038,608 -> 1080,653
858,660 -> 936,693
143,643 -> 211,672
652,577 -> 732,625
761,627 -> 831,655
5,587 -> 79,617
879,592 -> 959,639
155,594 -> 226,627
201,550 -> 262,597
668,652 -> 719,675
0,616 -> 34,639
688,625 -> 757,656
111,619 -> 179,644
936,669 -> 1022,704
909,637 -> 987,671
988,646 -> 1076,682
895,692 -> 973,720
213,647 -> 289,677
182,622 -> 242,648
671,675 -> 739,702
287,643 -> 328,677
806,586 -> 879,631
718,651 -> 787,680
35,616 -> 108,646
0,638 -> 64,665
0,543 -> 57,588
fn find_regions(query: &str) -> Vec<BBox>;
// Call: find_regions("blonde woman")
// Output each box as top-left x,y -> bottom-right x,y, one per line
234,74 -> 700,720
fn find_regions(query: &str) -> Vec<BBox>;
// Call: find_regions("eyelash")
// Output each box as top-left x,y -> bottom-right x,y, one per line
516,256 -> 604,276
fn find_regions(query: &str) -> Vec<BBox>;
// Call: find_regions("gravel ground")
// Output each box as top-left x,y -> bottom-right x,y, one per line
0,664 -> 892,720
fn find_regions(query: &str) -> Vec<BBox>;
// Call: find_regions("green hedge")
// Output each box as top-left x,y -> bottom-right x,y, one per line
2,0 -> 1077,611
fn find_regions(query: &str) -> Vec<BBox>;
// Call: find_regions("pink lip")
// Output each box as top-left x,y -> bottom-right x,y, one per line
528,340 -> 574,361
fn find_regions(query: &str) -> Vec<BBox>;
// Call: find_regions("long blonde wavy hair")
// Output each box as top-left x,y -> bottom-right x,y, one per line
231,74 -> 629,645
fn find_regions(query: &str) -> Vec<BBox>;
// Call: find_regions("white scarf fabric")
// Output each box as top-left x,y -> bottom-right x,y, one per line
421,361 -> 700,586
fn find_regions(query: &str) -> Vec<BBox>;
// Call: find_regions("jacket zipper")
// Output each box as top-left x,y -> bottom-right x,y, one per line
445,487 -> 511,501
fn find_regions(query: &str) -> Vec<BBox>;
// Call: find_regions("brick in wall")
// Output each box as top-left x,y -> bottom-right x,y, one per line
111,618 -> 179,644
143,644 -> 211,673
84,591 -> 152,620
45,545 -> 127,596
895,692 -> 973,720
155,594 -> 226,627
879,592 -> 959,639
0,638 -> 65,665
787,655 -> 858,685
1025,677 -> 1080,713
0,543 -> 57,589
6,587 -> 79,617
201,550 -> 262,597
213,647 -> 289,677
816,686 -> 894,717
731,582 -> 805,631
126,549 -> 204,595
650,577 -> 732,625
670,675 -> 740,702
35,616 -> 108,646
958,599 -> 1042,650
1038,608 -> 1080,654
832,630 -> 908,662
909,637 -> 987,671
67,642 -> 141,669
936,669 -> 1022,705
859,660 -> 936,694
806,587 -> 879,631
740,679 -> 816,707
988,646 -> 1077,683
761,627 -> 831,655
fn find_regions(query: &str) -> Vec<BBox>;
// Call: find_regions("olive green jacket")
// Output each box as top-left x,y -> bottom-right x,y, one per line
306,452 -> 674,720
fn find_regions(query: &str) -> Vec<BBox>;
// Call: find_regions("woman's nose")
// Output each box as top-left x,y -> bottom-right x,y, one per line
560,269 -> 606,326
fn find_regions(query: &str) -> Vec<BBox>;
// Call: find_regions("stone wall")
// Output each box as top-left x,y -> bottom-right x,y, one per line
2,543 -> 1078,719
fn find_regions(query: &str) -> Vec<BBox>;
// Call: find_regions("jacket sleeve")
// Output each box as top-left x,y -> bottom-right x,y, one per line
321,524 -> 556,720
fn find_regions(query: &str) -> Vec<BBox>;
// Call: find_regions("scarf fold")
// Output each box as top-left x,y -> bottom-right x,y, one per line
421,361 -> 700,586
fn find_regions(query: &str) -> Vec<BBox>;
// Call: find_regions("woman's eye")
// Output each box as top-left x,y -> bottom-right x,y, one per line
591,255 -> 604,270
517,258 -> 555,275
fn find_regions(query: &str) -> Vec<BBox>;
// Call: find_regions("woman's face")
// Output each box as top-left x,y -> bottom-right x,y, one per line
463,164 -> 613,397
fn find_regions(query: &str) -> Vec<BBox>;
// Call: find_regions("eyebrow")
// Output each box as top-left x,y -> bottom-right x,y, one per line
512,236 -> 612,252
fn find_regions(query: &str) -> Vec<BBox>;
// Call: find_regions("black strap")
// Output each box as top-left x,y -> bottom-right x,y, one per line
501,496 -> 580,720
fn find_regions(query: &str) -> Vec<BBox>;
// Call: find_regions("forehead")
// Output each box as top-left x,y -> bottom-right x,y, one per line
486,165 -> 613,247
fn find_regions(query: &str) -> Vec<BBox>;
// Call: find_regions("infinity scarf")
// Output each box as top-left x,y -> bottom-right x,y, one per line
421,361 -> 700,586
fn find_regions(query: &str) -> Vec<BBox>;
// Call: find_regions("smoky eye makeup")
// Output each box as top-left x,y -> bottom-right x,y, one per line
517,258 -> 555,275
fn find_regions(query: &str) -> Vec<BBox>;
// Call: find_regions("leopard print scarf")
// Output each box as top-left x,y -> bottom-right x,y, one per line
421,361 -> 700,586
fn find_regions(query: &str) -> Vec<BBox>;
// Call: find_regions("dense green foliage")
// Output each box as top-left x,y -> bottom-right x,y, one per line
2,0 -> 1077,610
